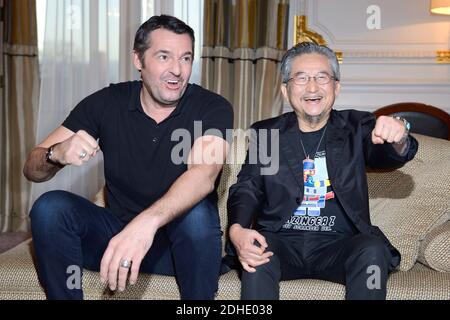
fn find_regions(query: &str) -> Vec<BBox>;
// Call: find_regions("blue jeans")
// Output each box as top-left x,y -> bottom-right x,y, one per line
30,191 -> 222,300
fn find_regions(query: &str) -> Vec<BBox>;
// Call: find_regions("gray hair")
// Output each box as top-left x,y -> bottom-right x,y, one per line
280,42 -> 340,83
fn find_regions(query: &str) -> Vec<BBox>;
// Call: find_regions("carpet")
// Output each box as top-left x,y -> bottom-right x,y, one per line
0,232 -> 31,254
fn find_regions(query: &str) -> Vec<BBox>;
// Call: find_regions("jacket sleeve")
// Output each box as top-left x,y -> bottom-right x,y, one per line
363,113 -> 419,169
227,127 -> 265,229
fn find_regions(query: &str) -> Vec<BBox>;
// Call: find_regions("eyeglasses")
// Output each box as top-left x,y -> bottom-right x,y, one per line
286,74 -> 337,86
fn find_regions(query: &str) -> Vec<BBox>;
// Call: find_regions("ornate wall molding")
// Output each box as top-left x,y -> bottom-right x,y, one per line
294,15 -> 327,45
437,51 -> 450,63
342,51 -> 437,58
339,51 -> 441,64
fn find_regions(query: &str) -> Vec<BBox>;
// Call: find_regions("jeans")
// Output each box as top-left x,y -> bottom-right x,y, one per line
30,190 -> 222,300
241,231 -> 392,300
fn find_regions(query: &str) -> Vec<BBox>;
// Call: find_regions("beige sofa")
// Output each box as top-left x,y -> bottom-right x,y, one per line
0,133 -> 449,300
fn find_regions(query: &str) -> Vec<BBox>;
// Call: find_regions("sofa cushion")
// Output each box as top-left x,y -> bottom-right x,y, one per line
417,221 -> 450,272
368,134 -> 450,271
217,131 -> 248,254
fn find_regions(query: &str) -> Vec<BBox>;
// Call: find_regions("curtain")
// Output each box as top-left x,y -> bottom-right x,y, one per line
202,0 -> 290,129
29,0 -> 142,217
0,0 -> 40,232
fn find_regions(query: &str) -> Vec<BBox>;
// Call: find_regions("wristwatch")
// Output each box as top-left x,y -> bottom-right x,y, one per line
393,116 -> 411,144
393,116 -> 411,132
45,144 -> 64,167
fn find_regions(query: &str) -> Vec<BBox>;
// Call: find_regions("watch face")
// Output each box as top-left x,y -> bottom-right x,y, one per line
394,116 -> 410,131
405,121 -> 411,131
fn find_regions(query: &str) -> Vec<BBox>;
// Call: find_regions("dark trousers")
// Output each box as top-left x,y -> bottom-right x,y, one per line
241,231 -> 392,300
30,190 -> 222,300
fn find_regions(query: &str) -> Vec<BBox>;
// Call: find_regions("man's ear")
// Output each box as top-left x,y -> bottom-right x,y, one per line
133,51 -> 143,72
280,83 -> 289,102
334,80 -> 341,97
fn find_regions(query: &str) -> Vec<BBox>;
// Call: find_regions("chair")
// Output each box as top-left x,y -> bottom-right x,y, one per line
373,102 -> 450,140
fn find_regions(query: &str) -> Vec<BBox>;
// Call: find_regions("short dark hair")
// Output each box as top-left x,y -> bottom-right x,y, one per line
280,42 -> 340,84
133,15 -> 195,66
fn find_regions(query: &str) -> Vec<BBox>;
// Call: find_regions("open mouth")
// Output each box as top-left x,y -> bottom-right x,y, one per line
304,96 -> 323,102
165,79 -> 182,89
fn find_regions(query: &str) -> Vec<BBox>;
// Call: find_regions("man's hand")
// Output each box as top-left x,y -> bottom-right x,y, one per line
99,214 -> 159,292
53,130 -> 100,166
372,116 -> 407,145
229,224 -> 273,273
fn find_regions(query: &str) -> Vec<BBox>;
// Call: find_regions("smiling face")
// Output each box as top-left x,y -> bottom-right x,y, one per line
133,28 -> 193,110
281,53 -> 340,131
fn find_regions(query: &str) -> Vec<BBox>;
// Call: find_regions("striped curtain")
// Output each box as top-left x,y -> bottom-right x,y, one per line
202,0 -> 289,129
0,0 -> 39,232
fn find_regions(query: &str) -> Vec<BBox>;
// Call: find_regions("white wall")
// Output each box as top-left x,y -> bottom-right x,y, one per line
287,0 -> 450,114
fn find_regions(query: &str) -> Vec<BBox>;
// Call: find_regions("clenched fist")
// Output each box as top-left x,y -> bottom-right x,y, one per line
52,130 -> 100,166
372,116 -> 408,145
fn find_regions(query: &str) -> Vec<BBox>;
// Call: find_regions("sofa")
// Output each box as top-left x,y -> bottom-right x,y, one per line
0,133 -> 449,300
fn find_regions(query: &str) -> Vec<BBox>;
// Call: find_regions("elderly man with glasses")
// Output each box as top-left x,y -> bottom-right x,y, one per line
226,42 -> 418,300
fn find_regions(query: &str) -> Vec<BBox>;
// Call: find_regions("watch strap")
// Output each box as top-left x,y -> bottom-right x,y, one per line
45,144 -> 64,168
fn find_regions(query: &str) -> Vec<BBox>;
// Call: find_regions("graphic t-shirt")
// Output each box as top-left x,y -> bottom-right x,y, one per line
282,126 -> 357,235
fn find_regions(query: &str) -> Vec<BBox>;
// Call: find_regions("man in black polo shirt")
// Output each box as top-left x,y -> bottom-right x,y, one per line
23,15 -> 233,300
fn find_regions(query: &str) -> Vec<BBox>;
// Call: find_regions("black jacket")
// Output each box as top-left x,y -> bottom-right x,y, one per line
227,109 -> 418,271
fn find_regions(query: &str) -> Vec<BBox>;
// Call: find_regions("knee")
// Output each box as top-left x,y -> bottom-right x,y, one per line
173,199 -> 221,243
243,255 -> 281,282
30,191 -> 77,232
348,235 -> 391,266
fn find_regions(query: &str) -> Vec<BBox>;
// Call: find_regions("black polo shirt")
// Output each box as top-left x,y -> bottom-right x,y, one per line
62,81 -> 233,223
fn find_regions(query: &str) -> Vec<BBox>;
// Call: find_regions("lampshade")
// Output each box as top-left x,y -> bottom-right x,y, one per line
431,0 -> 450,15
